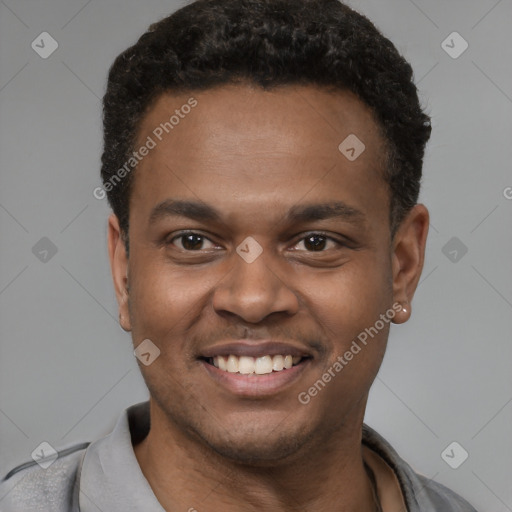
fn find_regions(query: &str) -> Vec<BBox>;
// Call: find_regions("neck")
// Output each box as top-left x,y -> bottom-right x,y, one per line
134,400 -> 377,512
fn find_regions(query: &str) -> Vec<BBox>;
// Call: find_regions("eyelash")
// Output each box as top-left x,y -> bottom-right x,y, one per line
167,230 -> 345,252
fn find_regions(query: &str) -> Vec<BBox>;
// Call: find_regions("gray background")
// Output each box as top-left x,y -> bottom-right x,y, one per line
0,0 -> 511,510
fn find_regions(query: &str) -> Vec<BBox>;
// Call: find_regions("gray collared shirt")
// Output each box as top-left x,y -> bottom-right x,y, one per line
0,401 -> 478,511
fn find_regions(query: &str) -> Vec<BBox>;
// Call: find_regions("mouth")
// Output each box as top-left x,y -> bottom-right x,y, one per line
198,341 -> 313,396
200,354 -> 309,376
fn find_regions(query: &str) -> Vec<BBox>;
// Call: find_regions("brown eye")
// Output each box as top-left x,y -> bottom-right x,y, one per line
292,233 -> 341,252
170,232 -> 216,251
304,234 -> 327,251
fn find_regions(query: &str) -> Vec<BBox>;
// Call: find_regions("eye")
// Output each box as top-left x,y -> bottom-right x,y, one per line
291,233 -> 342,252
168,231 -> 218,251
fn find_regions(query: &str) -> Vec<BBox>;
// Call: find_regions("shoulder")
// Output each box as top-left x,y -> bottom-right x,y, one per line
417,473 -> 479,512
361,424 -> 480,512
0,442 -> 89,512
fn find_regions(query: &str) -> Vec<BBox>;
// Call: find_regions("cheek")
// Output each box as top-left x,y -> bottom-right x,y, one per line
304,258 -> 392,339
126,255 -> 232,361
127,257 -> 204,340
300,255 -> 392,401
298,267 -> 390,417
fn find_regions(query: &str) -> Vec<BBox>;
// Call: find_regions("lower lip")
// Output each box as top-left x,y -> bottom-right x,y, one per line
200,359 -> 311,397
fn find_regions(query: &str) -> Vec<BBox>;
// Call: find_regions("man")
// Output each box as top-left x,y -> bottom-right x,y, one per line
0,0 -> 479,510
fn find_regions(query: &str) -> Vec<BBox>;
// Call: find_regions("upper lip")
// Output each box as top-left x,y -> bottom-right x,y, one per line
199,341 -> 312,359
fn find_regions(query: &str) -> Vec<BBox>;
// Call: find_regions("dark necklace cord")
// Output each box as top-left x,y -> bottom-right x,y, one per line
364,460 -> 383,512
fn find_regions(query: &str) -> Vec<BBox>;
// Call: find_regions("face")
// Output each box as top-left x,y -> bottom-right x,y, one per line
108,84 -> 428,465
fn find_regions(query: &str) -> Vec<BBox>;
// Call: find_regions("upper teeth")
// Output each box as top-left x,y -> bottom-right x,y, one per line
212,355 -> 302,375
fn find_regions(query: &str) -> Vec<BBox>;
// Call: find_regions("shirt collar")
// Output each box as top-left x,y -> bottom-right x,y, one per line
78,400 -> 436,512
79,401 -> 164,512
361,423 -> 437,512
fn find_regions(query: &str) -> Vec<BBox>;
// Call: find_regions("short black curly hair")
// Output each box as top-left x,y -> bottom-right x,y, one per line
101,0 -> 431,246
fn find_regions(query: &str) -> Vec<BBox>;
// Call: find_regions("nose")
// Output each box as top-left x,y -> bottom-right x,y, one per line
212,246 -> 299,324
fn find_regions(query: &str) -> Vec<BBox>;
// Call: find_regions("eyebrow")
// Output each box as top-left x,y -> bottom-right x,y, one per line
149,199 -> 222,224
148,199 -> 366,227
285,202 -> 366,225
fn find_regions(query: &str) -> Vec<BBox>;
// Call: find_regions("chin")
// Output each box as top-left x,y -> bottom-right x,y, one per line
149,383 -> 319,466
194,423 -> 315,467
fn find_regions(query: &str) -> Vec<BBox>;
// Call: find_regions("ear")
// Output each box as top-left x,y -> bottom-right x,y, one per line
391,204 -> 429,324
107,213 -> 132,331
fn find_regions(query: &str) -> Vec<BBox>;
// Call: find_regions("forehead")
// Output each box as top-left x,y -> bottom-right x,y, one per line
130,84 -> 390,231
137,83 -> 386,162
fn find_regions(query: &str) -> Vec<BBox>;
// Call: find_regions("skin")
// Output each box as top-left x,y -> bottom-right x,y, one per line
108,83 -> 428,511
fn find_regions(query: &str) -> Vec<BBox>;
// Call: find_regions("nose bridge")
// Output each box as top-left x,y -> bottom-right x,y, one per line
235,247 -> 277,290
213,241 -> 298,323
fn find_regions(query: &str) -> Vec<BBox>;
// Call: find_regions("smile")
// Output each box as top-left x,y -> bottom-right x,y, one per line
198,341 -> 313,396
206,354 -> 304,375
